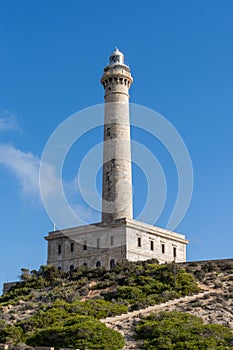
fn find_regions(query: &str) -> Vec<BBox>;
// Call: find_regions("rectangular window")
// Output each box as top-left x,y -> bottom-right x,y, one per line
58,244 -> 61,255
110,236 -> 114,246
162,243 -> 165,254
173,247 -> 177,258
83,241 -> 87,250
138,237 -> 141,248
97,238 -> 100,249
150,240 -> 154,250
70,242 -> 74,253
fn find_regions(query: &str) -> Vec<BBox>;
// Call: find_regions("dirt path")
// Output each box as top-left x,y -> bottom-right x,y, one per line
101,285 -> 222,350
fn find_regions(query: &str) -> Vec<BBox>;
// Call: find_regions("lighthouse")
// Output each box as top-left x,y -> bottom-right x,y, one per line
45,49 -> 188,271
101,48 -> 133,223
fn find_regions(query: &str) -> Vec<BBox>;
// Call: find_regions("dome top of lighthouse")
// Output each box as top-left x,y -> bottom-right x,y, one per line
109,47 -> 124,65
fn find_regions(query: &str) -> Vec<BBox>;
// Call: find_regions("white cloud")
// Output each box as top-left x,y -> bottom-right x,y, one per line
0,143 -> 81,202
0,144 -> 65,202
0,110 -> 20,131
0,144 -> 40,197
0,143 -> 99,225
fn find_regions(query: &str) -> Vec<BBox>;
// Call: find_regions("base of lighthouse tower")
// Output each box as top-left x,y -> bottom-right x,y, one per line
45,218 -> 187,271
45,49 -> 188,271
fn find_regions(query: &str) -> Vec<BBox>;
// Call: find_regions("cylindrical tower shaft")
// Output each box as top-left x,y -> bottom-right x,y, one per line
101,48 -> 133,223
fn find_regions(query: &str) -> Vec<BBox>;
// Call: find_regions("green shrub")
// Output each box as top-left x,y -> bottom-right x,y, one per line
0,323 -> 23,345
103,262 -> 199,308
175,270 -> 200,295
67,299 -> 128,318
17,306 -> 69,332
26,316 -> 124,350
17,298 -> 127,334
115,286 -> 146,303
135,311 -> 233,349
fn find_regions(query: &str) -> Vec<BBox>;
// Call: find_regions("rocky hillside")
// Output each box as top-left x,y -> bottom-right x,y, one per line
0,259 -> 233,349
102,259 -> 233,349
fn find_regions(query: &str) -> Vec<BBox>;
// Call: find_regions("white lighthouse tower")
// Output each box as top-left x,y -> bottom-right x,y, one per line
101,48 -> 133,223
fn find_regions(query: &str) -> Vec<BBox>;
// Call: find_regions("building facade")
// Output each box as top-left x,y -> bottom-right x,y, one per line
45,49 -> 188,270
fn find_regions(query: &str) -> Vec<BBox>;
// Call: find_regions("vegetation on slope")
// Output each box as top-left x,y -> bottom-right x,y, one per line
1,259 -> 232,349
102,260 -> 200,309
135,311 -> 233,350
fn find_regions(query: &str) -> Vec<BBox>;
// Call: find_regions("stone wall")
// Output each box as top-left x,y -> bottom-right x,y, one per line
45,218 -> 188,272
2,282 -> 17,295
126,219 -> 187,263
45,220 -> 127,270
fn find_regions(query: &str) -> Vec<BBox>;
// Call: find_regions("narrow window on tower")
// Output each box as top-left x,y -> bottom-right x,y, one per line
58,244 -> 61,255
138,237 -> 141,248
150,240 -> 154,251
173,247 -> 177,258
161,243 -> 165,254
70,242 -> 74,253
97,238 -> 100,249
107,128 -> 111,137
110,236 -> 114,246
106,172 -> 110,181
83,241 -> 87,250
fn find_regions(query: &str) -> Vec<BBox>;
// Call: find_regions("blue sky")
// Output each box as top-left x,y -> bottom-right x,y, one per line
0,1 -> 233,290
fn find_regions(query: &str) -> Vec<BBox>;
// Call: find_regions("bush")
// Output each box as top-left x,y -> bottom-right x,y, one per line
0,322 -> 23,344
115,286 -> 146,303
135,311 -> 233,349
103,262 -> 199,308
26,316 -> 124,350
17,299 -> 128,334
67,299 -> 128,319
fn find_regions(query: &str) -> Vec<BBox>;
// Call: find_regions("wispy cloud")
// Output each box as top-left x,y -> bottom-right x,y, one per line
0,110 -> 21,131
0,143 -> 82,202
0,143 -> 99,224
0,144 -> 66,201
0,144 -> 40,197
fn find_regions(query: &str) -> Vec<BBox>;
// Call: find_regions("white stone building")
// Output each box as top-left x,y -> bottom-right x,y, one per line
45,49 -> 188,271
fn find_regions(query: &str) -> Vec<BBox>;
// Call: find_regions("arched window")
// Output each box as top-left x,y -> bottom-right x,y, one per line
106,172 -> 110,181
96,261 -> 101,267
58,266 -> 61,271
107,128 -> 111,137
70,265 -> 74,271
110,259 -> 115,269
83,263 -> 87,267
